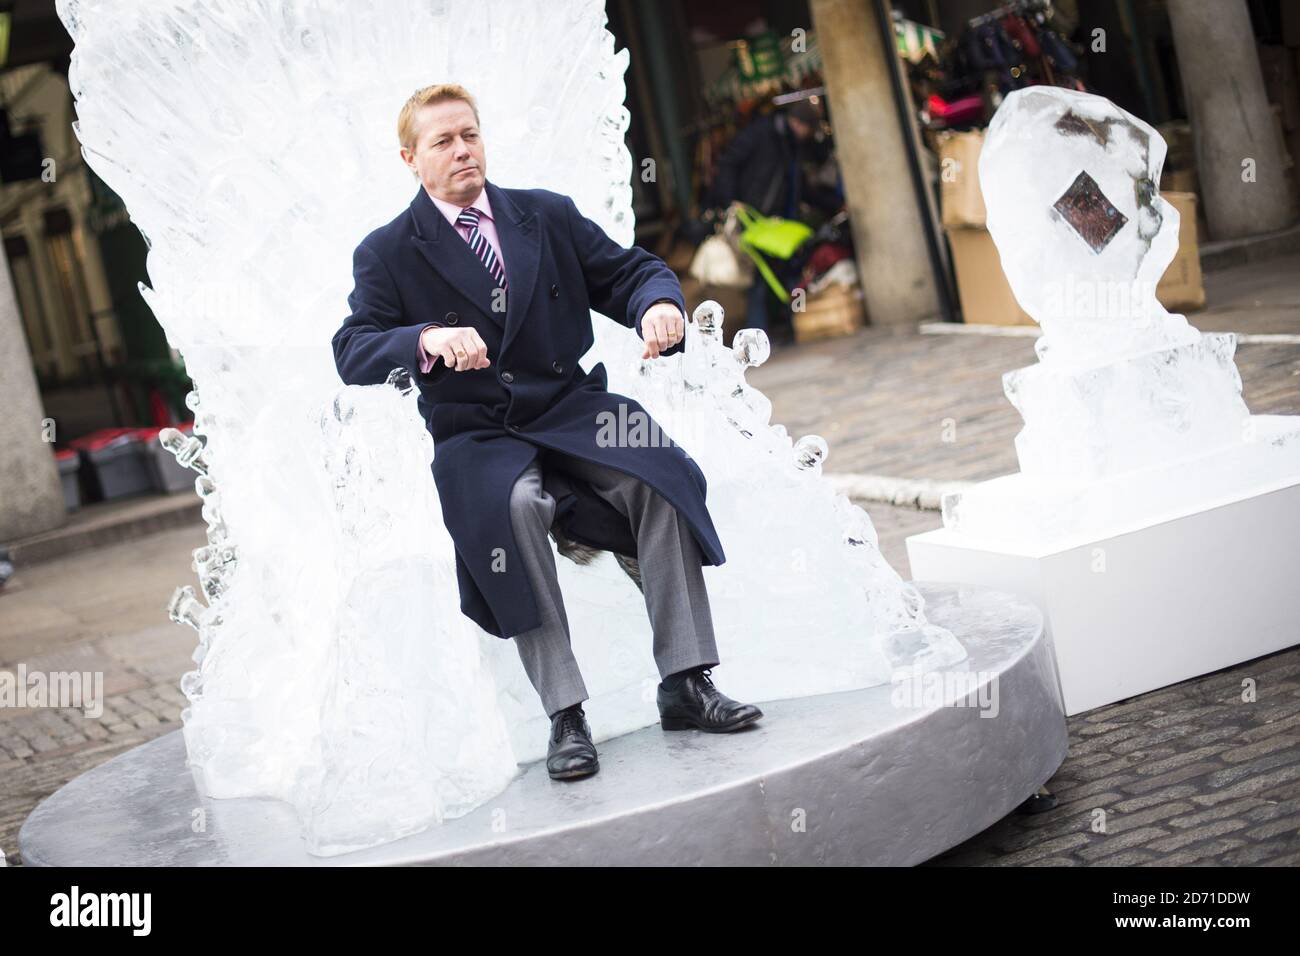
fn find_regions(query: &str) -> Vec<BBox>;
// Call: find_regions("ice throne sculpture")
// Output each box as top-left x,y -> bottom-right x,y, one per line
36,0 -> 1065,863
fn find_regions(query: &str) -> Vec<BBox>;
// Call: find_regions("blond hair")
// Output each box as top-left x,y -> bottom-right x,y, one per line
397,83 -> 480,149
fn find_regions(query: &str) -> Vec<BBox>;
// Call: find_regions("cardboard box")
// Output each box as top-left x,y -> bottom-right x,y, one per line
793,283 -> 866,343
1159,167 -> 1198,194
945,226 -> 1034,326
1156,191 -> 1206,312
937,129 -> 987,228
1157,120 -> 1194,171
1157,168 -> 1208,242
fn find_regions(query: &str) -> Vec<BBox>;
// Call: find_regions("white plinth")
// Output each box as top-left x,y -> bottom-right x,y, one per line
907,480 -> 1300,715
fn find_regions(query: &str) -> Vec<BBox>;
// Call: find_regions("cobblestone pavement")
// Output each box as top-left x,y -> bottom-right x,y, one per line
928,651 -> 1300,866
1194,253 -> 1300,336
3,266 -> 1299,865
1,522 -> 206,866
3,499 -> 1295,867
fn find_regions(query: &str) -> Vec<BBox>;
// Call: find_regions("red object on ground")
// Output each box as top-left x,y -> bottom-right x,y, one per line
67,427 -> 140,452
148,386 -> 172,427
805,242 -> 853,279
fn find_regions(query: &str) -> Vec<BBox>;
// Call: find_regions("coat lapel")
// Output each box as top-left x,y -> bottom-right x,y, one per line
408,184 -> 505,327
407,181 -> 541,343
485,181 -> 541,358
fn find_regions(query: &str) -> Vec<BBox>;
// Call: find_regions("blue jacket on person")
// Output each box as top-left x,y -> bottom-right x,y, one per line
332,180 -> 726,638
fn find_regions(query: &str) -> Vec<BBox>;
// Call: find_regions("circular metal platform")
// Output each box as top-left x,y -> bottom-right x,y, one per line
20,583 -> 1065,866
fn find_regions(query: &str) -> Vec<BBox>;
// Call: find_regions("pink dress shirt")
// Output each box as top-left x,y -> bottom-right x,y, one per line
416,188 -> 506,374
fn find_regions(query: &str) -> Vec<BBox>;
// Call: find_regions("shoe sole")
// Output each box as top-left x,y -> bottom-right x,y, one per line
660,711 -> 763,733
548,761 -> 600,780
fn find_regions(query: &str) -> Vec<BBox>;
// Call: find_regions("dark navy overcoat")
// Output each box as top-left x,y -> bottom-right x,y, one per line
331,180 -> 726,638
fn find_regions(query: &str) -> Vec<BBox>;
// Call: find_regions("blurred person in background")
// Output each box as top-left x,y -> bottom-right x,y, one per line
708,99 -> 842,342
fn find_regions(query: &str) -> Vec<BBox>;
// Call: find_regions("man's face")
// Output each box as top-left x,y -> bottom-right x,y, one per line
788,116 -> 813,142
401,99 -> 487,204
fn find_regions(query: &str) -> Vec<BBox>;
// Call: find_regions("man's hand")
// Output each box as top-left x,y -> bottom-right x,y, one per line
640,302 -> 685,359
422,326 -> 491,372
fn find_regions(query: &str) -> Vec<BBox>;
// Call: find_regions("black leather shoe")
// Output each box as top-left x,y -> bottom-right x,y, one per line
546,704 -> 599,780
657,667 -> 763,733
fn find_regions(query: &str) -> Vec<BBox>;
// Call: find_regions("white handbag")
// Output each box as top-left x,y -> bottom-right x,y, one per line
688,209 -> 754,288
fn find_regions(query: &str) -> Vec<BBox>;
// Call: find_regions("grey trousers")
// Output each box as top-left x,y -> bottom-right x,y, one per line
508,452 -> 721,718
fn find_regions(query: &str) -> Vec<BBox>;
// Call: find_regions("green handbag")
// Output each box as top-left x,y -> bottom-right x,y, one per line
735,204 -> 812,303
735,204 -> 813,258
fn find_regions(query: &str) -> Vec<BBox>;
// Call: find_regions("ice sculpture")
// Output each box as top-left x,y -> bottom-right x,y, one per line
942,87 -> 1300,547
59,0 -> 963,856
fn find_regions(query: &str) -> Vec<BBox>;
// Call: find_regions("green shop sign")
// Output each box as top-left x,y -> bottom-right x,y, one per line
732,31 -> 784,81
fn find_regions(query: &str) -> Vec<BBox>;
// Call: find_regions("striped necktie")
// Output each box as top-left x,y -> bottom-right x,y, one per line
455,206 -> 508,289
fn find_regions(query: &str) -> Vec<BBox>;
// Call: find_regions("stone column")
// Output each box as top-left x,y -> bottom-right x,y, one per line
20,204 -> 78,379
809,0 -> 943,325
1167,0 -> 1297,239
0,248 -> 67,541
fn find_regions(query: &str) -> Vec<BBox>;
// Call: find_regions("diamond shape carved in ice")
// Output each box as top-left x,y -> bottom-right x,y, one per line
1053,170 -> 1128,253
977,87 -> 1179,329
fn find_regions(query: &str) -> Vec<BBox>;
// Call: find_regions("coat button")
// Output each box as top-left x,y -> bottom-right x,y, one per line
550,284 -> 559,299
444,311 -> 459,325
501,371 -> 514,384
552,361 -> 564,374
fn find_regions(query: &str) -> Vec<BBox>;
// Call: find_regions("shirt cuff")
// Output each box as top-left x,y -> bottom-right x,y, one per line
417,323 -> 444,374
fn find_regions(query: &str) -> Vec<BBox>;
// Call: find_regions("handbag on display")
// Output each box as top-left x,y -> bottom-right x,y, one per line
688,205 -> 754,288
734,202 -> 813,303
735,203 -> 814,259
